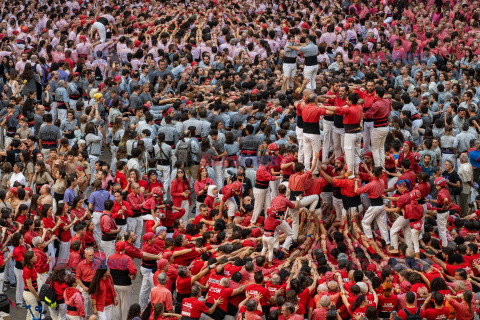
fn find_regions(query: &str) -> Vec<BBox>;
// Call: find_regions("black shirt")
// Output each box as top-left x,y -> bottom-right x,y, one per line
442,170 -> 462,195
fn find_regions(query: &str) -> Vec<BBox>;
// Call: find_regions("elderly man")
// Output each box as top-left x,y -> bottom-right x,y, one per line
458,153 -> 473,216
150,272 -> 173,312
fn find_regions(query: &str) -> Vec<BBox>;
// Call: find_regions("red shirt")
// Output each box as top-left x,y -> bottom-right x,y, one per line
206,283 -> 234,311
364,98 -> 392,125
396,170 -> 416,189
176,276 -> 193,295
58,215 -> 73,242
423,307 -> 449,320
181,297 -> 210,319
114,172 -> 128,190
24,230 -> 38,246
112,201 -> 133,220
336,104 -> 363,125
302,103 -> 327,123
23,266 -> 38,291
100,211 -> 118,235
245,283 -> 271,306
270,194 -> 295,212
161,208 -> 186,228
333,179 -> 356,197
255,165 -> 276,184
464,254 -> 480,276
289,171 -> 312,192
264,214 -> 281,232
127,192 -> 146,213
398,307 -> 423,320
91,276 -> 116,311
171,178 -> 190,207
437,188 -> 451,209
355,178 -> 385,198
76,260 -> 97,283
414,182 -> 431,199
356,89 -> 377,116
33,247 -> 49,274
221,183 -> 241,202
13,244 -> 27,263
378,294 -> 397,312
53,281 -> 69,301
304,177 -> 328,196
125,242 -> 143,260
281,156 -> 295,177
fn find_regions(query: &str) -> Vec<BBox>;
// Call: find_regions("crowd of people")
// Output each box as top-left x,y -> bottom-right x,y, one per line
1,1 -> 480,320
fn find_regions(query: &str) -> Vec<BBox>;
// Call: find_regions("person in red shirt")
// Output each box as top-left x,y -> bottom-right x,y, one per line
377,281 -> 397,318
108,241 -> 137,320
261,208 -> 282,263
398,291 -> 424,320
251,159 -> 280,225
205,277 -> 246,320
354,81 -> 377,153
88,266 -> 117,320
181,285 -> 222,320
384,180 -> 412,255
431,177 -> 452,248
246,271 -> 277,315
175,264 -> 214,313
57,202 -> 79,265
126,182 -> 145,248
280,147 -> 296,182
301,93 -> 326,171
403,190 -> 425,258
143,170 -> 166,195
321,92 -> 363,178
288,155 -> 320,239
160,200 -> 186,236
421,292 -> 449,320
114,161 -> 129,192
31,236 -> 50,292
219,181 -> 243,224
140,232 -> 163,310
269,184 -> 299,253
23,251 -> 40,320
364,86 -> 391,167
170,169 -> 191,218
268,143 -> 283,199
100,200 -> 121,258
355,166 -> 388,244
112,190 -> 133,238
12,232 -> 27,307
48,268 -> 70,320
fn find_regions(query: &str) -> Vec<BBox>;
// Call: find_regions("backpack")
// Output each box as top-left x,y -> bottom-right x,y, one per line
39,277 -> 57,308
176,139 -> 193,166
403,308 -> 421,320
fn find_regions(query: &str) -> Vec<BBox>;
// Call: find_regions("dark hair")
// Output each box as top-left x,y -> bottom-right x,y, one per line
126,303 -> 141,320
88,267 -> 109,295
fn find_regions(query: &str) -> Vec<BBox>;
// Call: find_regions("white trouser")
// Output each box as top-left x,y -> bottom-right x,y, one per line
275,220 -> 294,251
333,197 -> 343,221
303,133 -> 321,171
67,316 -> 84,320
98,304 -> 114,320
304,64 -> 319,90
283,63 -> 297,80
110,145 -> 118,173
79,287 -> 92,312
59,240 -> 71,265
92,211 -> 103,246
92,21 -> 107,42
332,127 -> 345,158
411,228 -> 421,254
371,127 -> 389,166
139,267 -> 154,310
180,200 -> 190,223
118,224 -> 127,238
24,290 -> 39,320
344,132 -> 362,175
89,155 -> 100,179
289,194 -> 319,238
363,121 -> 374,153
101,240 -> 116,258
5,246 -> 15,285
114,284 -> 132,320
213,160 -> 224,190
158,165 -> 171,196
14,266 -> 24,304
437,212 -> 449,247
0,272 -> 4,293
269,179 -> 280,199
261,235 -> 275,262
296,127 -> 304,164
127,216 -> 143,248
322,120 -> 334,162
58,109 -> 68,122
390,216 -> 413,250
361,206 -> 389,244
252,188 -> 270,223
49,303 -> 67,320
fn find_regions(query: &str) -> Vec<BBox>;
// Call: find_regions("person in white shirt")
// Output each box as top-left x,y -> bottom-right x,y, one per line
458,153 -> 473,216
9,162 -> 26,188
